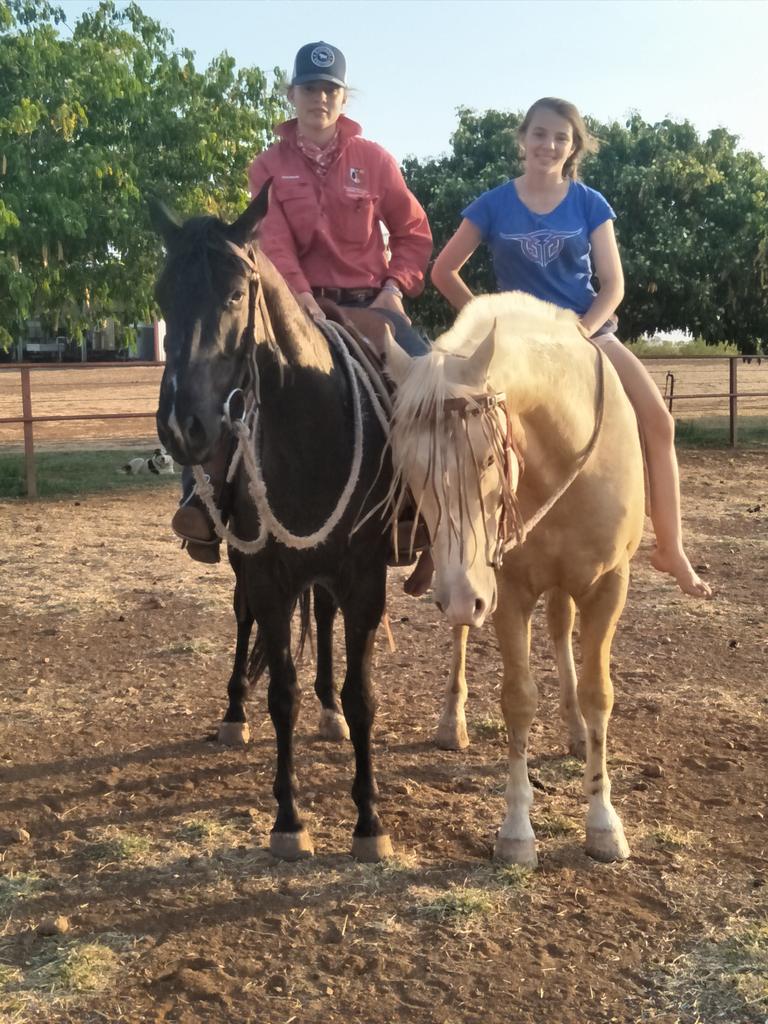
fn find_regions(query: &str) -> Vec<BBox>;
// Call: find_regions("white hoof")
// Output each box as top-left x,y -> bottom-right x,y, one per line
586,823 -> 630,862
493,836 -> 538,868
351,834 -> 394,862
217,721 -> 250,746
434,716 -> 469,750
270,829 -> 314,860
318,709 -> 349,742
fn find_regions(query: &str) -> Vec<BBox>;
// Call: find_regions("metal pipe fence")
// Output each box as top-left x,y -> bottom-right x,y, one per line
1,355 -> 767,499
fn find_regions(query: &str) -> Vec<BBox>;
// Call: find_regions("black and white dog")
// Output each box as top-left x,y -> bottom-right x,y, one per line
120,447 -> 175,476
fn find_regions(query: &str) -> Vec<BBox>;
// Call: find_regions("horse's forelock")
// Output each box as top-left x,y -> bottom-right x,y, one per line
164,216 -> 249,287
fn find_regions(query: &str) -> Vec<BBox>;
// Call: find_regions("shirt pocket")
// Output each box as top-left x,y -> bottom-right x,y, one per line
330,191 -> 379,246
274,181 -> 318,252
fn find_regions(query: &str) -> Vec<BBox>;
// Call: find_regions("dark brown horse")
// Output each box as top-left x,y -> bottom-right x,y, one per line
151,184 -> 394,862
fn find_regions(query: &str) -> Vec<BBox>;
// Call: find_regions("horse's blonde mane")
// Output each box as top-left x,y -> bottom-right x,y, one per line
387,292 -> 599,561
393,292 -> 585,429
436,291 -> 580,356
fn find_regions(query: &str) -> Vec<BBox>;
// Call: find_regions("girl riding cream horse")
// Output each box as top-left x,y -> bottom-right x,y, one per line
430,96 -> 711,599
384,291 -> 645,866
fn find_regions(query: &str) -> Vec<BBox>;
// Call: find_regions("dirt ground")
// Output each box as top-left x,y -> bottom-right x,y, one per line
0,449 -> 766,1024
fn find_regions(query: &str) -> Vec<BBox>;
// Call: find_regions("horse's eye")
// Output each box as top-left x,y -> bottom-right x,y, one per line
228,289 -> 245,305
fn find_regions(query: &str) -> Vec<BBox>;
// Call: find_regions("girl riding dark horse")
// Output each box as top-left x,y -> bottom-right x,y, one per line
152,182 -> 394,862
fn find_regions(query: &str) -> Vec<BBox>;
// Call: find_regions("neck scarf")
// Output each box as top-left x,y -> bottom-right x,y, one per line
296,130 -> 340,178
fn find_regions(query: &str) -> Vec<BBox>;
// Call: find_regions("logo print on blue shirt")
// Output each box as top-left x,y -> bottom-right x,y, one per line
500,229 -> 582,268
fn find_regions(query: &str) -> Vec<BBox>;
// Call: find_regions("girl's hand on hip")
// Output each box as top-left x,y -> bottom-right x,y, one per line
297,291 -> 327,320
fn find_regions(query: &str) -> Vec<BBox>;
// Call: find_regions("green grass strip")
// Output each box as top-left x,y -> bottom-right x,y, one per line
0,449 -> 180,499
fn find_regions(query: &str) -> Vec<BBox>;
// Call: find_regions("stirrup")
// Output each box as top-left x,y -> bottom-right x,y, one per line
181,538 -> 221,565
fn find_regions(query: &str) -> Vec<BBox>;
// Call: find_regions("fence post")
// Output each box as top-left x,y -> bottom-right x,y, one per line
729,357 -> 738,448
20,367 -> 38,498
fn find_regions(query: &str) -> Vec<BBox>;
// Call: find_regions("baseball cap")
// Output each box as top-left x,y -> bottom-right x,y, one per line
290,42 -> 347,88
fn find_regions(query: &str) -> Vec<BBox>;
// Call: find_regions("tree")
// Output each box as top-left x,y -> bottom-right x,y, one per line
0,0 -> 287,347
402,107 -> 523,336
586,115 -> 768,348
403,107 -> 768,351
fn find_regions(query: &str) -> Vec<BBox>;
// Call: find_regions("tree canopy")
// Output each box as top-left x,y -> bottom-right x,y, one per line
403,108 -> 768,351
0,0 -> 286,347
2,2 -> 767,354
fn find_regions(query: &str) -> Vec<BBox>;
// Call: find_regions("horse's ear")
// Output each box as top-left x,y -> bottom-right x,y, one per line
230,179 -> 272,245
148,196 -> 182,248
382,325 -> 412,385
460,322 -> 496,387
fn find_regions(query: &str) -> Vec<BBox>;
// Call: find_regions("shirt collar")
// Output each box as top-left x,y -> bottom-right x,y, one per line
277,114 -> 362,145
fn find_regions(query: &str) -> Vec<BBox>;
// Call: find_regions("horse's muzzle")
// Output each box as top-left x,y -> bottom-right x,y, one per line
156,398 -> 222,466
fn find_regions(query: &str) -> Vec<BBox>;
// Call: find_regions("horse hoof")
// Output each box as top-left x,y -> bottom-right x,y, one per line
351,834 -> 394,863
434,718 -> 469,750
318,709 -> 350,742
493,836 -> 538,868
586,826 -> 630,863
217,721 -> 250,746
270,830 -> 314,861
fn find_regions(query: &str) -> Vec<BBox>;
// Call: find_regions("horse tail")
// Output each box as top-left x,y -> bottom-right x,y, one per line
296,588 -> 312,665
246,588 -> 313,684
247,627 -> 268,684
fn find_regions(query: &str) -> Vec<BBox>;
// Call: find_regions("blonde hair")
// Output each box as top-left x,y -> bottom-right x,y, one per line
518,97 -> 598,180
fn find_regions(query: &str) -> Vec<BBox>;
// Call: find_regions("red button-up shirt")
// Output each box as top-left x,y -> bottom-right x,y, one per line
248,116 -> 432,297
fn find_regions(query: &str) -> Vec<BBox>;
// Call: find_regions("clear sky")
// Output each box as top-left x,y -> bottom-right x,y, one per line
57,0 -> 767,165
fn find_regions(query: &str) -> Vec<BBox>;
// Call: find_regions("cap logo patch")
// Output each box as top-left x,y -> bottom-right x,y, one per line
311,45 -> 335,68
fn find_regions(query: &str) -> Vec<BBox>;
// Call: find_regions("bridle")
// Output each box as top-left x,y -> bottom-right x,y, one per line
184,235 -> 390,556
437,390 -> 525,569
415,344 -> 605,570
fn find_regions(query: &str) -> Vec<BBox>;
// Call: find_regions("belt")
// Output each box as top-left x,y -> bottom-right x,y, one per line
312,286 -> 379,305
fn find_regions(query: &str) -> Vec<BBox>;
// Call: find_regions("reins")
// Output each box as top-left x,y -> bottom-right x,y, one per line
390,340 -> 606,570
190,239 -> 390,555
511,340 -> 606,547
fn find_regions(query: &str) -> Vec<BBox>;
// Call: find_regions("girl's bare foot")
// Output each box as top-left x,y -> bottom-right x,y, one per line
650,547 -> 713,598
403,550 -> 434,597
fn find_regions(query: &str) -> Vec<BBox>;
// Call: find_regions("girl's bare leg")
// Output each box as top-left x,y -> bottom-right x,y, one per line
594,336 -> 712,598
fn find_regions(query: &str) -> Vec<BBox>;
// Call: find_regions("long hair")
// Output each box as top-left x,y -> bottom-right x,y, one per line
518,97 -> 598,180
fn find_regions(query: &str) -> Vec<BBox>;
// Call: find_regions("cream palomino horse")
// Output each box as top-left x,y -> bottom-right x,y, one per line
385,292 -> 645,867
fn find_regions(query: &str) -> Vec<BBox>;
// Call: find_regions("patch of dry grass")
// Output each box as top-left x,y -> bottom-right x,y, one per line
533,812 -> 579,838
176,815 -> 240,847
661,917 -> 768,1023
474,715 -> 507,741
0,873 -> 43,912
0,933 -> 131,1021
649,823 -> 702,850
83,826 -> 153,864
413,883 -> 496,925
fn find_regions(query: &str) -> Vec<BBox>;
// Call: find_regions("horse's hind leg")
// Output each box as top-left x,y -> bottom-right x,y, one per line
575,563 -> 631,863
340,568 -> 392,862
313,585 -> 349,741
218,580 -> 253,746
545,588 -> 587,758
494,578 -> 539,868
435,625 -> 470,750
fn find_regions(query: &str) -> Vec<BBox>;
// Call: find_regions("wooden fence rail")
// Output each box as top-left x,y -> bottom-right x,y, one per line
1,355 -> 767,499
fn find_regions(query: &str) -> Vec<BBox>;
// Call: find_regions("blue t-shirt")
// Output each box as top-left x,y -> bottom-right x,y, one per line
462,179 -> 615,315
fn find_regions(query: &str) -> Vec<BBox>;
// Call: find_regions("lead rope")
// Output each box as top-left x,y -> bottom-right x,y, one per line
192,316 -> 390,555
